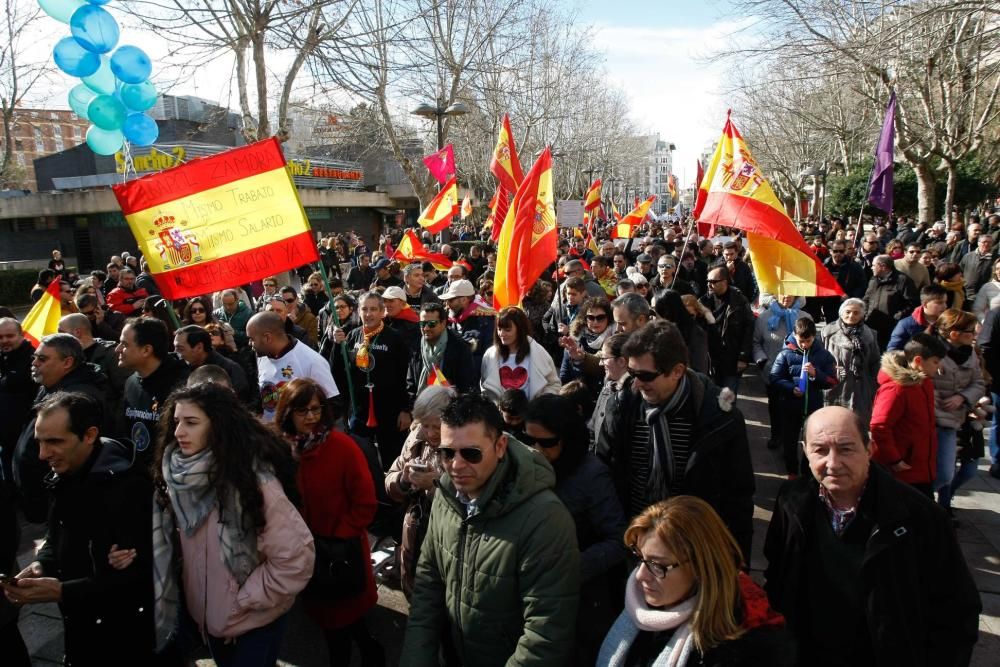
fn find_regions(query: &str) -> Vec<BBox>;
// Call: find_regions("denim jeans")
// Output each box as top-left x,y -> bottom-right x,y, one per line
990,392 -> 1000,463
207,613 -> 289,667
935,426 -> 958,493
938,457 -> 979,509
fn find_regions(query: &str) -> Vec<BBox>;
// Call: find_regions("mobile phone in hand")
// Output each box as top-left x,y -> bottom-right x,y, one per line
409,462 -> 430,473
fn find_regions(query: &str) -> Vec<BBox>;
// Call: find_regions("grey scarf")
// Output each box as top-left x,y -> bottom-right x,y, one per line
419,328 -> 449,388
643,375 -> 690,501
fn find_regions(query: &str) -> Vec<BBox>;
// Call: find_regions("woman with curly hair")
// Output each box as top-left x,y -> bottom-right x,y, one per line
150,383 -> 314,666
559,296 -> 614,391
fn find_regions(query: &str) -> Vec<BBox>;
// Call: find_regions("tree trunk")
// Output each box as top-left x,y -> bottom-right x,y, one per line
944,160 -> 958,225
913,161 -> 937,225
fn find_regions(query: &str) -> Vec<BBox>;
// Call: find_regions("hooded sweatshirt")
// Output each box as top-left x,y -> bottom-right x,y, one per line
870,351 -> 937,485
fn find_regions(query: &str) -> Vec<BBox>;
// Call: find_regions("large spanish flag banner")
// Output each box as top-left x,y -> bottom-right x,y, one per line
393,229 -> 453,270
21,281 -> 62,347
417,176 -> 459,234
493,147 -> 556,310
111,138 -> 318,300
612,196 -> 656,239
694,112 -> 843,297
488,114 -> 523,243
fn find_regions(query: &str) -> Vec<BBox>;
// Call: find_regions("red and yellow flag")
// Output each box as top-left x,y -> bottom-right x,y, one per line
21,281 -> 62,347
483,190 -> 499,232
667,174 -> 678,201
392,229 -> 452,270
489,114 -> 523,244
417,177 -> 459,234
493,147 -> 557,310
427,364 -> 451,387
584,179 -> 602,211
695,112 -> 844,297
460,194 -> 473,220
112,138 -> 318,300
611,196 -> 655,239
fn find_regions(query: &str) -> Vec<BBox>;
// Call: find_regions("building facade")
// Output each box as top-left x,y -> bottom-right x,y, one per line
5,108 -> 90,191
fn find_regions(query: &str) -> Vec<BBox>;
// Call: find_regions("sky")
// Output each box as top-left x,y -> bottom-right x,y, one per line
21,0 -> 752,190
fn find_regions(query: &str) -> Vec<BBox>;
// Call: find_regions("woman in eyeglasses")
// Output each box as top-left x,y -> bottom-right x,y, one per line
481,306 -> 560,403
524,393 -> 628,664
559,297 -> 614,392
273,378 -> 385,667
598,496 -> 793,667
385,385 -> 455,598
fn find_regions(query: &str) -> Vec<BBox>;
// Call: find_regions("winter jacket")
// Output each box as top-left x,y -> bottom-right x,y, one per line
596,371 -> 755,565
401,439 -> 581,667
0,338 -> 35,477
977,306 -> 1000,394
821,320 -> 881,424
106,285 -> 150,316
826,257 -> 869,298
699,287 -> 755,377
764,465 -> 981,667
971,278 -> 1000,321
894,258 -> 931,291
178,477 -> 314,640
863,269 -> 918,348
481,337 -> 561,403
959,249 -> 995,300
870,351 -> 938,485
769,334 -> 839,414
213,300 -> 253,343
406,330 -> 477,407
887,306 -> 935,351
123,355 -> 190,469
36,438 -> 155,665
932,340 -> 986,430
752,301 -> 810,384
297,430 -> 378,630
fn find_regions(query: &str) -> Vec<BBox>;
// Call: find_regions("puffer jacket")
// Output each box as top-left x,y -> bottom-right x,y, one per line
177,477 -> 315,640
751,300 -> 809,383
769,334 -> 838,412
870,351 -> 937,485
932,339 -> 986,429
401,439 -> 581,667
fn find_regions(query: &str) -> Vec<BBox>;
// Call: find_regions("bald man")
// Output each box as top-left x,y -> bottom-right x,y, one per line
764,406 -> 980,666
246,312 -> 338,421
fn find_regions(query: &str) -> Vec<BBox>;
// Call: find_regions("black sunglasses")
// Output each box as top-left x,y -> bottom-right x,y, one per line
521,433 -> 561,449
586,314 -> 607,322
627,367 -> 662,383
436,447 -> 483,464
419,320 -> 441,328
284,298 -> 297,304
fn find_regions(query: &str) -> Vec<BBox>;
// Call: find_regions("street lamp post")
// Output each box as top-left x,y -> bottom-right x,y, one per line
411,98 -> 469,150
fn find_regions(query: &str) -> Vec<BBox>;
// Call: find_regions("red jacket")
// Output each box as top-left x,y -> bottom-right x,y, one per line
870,351 -> 938,485
106,285 -> 149,315
297,430 -> 379,629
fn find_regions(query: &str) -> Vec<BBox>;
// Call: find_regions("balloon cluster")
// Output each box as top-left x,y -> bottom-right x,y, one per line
44,0 -> 159,156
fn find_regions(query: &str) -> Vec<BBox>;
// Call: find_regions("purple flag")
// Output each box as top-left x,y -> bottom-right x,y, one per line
868,92 -> 896,215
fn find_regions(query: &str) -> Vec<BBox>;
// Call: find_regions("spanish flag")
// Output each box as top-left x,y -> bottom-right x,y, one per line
488,114 -> 523,243
482,190 -> 499,232
611,196 -> 655,239
112,138 -> 319,300
427,364 -> 451,387
392,229 -> 452,270
461,194 -> 473,220
417,176 -> 459,234
667,174 -> 677,201
695,112 -> 843,297
584,179 -> 602,211
21,281 -> 61,347
493,147 -> 556,310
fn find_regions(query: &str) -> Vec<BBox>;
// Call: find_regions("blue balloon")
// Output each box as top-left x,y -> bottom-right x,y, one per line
123,113 -> 159,146
70,5 -> 120,54
86,125 -> 124,156
52,37 -> 100,77
68,84 -> 98,119
86,0 -> 113,4
120,80 -> 158,112
38,0 -> 86,24
88,94 -> 126,130
82,55 -> 117,94
110,46 -> 152,85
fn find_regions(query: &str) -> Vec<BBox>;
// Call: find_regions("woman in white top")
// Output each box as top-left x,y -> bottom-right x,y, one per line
481,306 -> 561,403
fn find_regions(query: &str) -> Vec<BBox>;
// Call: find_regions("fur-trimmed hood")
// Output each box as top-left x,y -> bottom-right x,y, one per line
877,350 -> 926,387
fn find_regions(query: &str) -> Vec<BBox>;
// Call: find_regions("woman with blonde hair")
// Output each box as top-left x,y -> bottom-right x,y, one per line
598,496 -> 793,667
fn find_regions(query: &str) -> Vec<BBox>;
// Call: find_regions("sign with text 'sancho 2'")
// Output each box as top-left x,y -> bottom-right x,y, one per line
112,138 -> 319,300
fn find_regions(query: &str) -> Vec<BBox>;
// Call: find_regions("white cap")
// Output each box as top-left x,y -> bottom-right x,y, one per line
382,286 -> 406,301
439,279 -> 475,300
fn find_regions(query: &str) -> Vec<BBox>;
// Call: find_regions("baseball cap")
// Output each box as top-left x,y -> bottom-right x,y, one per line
382,286 -> 406,301
439,279 -> 475,300
373,258 -> 391,270
636,253 -> 652,263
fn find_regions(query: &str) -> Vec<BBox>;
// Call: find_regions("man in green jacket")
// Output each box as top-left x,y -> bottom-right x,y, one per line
401,394 -> 580,666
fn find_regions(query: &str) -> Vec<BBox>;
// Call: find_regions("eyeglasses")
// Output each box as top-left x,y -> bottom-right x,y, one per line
706,278 -> 726,284
586,314 -> 608,322
627,367 -> 662,383
419,319 -> 441,328
293,406 -> 324,417
830,250 -> 845,255
436,446 -> 484,464
284,298 -> 297,304
521,433 -> 561,449
334,304 -> 350,310
658,264 -> 675,270
189,307 -> 205,313
630,547 -> 685,579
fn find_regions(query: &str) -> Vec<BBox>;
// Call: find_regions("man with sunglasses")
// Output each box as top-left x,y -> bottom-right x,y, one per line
596,320 -> 754,565
817,240 -> 868,323
406,302 -> 475,405
402,394 -> 580,666
699,266 -> 755,397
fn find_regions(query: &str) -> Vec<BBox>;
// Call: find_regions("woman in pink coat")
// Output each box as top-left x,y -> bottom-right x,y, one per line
153,383 -> 314,667
274,378 -> 384,666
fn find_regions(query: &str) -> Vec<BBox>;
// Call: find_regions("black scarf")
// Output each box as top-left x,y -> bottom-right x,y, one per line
838,320 -> 865,377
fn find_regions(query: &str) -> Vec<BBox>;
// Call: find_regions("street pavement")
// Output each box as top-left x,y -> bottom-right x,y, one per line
14,375 -> 1000,665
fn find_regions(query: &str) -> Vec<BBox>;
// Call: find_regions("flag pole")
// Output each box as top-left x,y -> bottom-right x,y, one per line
316,259 -> 356,416
670,215 -> 699,290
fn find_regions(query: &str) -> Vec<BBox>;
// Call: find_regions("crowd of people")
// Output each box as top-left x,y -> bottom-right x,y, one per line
0,210 -> 993,666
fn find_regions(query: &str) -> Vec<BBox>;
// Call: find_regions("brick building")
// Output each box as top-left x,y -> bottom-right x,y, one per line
6,108 -> 90,191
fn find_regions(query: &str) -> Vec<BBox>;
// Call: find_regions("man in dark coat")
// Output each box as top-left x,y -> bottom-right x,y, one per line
173,325 -> 251,402
407,302 -> 476,405
699,265 -> 755,397
817,240 -> 868,323
596,320 -> 755,565
764,406 -> 980,667
863,254 -> 919,350
959,233 -> 995,301
0,318 -> 35,484
58,313 -> 131,438
442,279 -> 496,369
1,392 -> 154,666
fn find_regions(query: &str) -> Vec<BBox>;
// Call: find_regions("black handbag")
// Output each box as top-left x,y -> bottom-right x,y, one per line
308,534 -> 368,599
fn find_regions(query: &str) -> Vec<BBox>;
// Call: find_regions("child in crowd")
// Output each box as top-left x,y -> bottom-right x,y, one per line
498,388 -> 528,441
